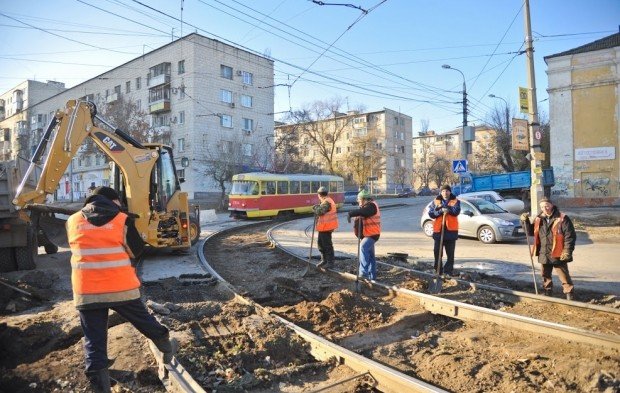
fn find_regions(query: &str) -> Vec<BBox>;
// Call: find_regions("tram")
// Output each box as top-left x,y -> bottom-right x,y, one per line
228,172 -> 345,219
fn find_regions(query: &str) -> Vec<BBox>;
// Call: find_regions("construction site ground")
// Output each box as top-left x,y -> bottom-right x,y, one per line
0,202 -> 618,392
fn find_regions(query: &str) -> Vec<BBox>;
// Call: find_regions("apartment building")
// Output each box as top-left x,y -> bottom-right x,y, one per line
0,33 -> 274,200
275,108 -> 413,193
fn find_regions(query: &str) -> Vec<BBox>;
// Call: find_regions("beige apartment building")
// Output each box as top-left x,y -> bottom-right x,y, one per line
0,33 -> 274,200
275,108 -> 413,193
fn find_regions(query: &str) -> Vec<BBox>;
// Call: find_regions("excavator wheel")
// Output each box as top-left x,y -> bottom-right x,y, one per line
189,216 -> 200,246
14,225 -> 37,270
0,248 -> 17,272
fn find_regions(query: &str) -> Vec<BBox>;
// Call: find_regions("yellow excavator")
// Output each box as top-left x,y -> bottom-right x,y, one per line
8,99 -> 199,271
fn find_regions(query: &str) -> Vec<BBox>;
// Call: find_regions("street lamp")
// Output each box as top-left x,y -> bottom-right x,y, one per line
489,94 -> 510,134
442,64 -> 468,160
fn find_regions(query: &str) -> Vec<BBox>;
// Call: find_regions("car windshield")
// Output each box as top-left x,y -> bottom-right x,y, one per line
467,198 -> 506,214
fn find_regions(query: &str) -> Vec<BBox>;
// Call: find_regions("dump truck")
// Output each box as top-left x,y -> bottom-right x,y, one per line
452,169 -> 555,195
5,99 -> 200,272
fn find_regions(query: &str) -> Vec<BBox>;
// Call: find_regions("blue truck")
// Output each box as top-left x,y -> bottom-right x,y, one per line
452,168 -> 555,195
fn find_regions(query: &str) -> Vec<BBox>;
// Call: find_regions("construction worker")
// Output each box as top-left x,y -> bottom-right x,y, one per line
66,187 -> 177,393
347,189 -> 381,280
428,184 -> 461,277
314,186 -> 339,269
521,197 -> 576,300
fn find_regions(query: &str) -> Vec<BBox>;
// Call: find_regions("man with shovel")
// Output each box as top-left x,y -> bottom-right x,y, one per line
521,197 -> 576,300
347,189 -> 381,281
428,185 -> 461,277
314,186 -> 339,269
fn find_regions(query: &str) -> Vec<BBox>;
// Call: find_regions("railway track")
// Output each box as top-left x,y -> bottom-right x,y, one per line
152,218 -> 619,392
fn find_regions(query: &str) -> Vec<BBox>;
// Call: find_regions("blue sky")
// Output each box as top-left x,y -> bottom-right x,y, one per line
1,0 -> 618,133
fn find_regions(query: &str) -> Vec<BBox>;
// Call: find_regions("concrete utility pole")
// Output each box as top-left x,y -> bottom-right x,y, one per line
442,64 -> 468,160
524,0 -> 543,215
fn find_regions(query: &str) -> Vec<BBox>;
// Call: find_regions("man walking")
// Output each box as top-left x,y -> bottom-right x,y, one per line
347,189 -> 381,280
428,185 -> 461,277
521,197 -> 576,300
66,187 -> 177,392
314,186 -> 339,269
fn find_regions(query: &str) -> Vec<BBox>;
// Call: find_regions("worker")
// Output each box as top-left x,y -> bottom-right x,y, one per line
428,184 -> 461,277
314,186 -> 339,269
66,186 -> 177,393
521,197 -> 576,300
347,189 -> 381,280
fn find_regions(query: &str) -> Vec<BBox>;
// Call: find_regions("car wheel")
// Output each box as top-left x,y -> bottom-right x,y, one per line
477,225 -> 496,244
423,220 -> 434,237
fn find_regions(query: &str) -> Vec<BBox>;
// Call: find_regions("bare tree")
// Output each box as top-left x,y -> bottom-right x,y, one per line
391,166 -> 410,191
429,155 -> 455,188
486,104 -> 528,172
203,138 -> 247,211
339,135 -> 387,190
413,137 -> 434,188
97,95 -> 156,143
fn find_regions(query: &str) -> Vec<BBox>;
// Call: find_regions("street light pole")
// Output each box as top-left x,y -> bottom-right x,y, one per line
489,94 -> 510,134
442,64 -> 468,160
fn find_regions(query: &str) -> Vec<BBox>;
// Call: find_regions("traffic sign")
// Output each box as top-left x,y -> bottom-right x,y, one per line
367,176 -> 378,181
452,160 -> 468,173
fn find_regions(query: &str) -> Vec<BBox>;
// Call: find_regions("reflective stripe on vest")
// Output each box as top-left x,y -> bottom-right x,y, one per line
362,201 -> 381,237
433,199 -> 459,233
533,214 -> 565,258
317,197 -> 338,232
67,211 -> 140,307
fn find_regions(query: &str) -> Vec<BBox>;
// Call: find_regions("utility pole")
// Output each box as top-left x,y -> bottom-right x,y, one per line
442,64 -> 468,160
524,0 -> 543,215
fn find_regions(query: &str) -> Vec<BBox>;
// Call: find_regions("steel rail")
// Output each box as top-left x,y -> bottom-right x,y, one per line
267,220 -> 620,350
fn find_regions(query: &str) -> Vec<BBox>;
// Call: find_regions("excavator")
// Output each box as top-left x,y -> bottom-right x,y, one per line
8,99 -> 200,270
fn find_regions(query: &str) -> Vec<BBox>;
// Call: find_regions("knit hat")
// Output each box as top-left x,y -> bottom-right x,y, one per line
84,186 -> 120,205
357,189 -> 371,200
440,184 -> 452,192
539,196 -> 553,204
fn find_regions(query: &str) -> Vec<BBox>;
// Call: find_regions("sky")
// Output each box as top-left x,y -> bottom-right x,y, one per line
1,0 -> 619,134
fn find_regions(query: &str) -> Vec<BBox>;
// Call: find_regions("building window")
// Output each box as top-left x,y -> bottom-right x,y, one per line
220,115 -> 233,128
242,118 -> 254,131
136,99 -> 141,111
177,138 -> 185,152
375,143 -> 382,149
179,86 -> 185,99
178,60 -> 185,74
242,71 -> 253,85
220,89 -> 233,104
136,77 -> 141,90
400,158 -> 405,167
125,81 -> 131,93
114,85 -> 121,95
221,65 -> 233,80
179,111 -> 185,124
241,94 -> 253,108
242,143 -> 252,157
176,169 -> 185,178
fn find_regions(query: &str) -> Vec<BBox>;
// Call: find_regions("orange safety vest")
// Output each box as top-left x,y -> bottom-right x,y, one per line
357,201 -> 381,237
66,211 -> 141,308
533,214 -> 565,258
433,198 -> 459,233
316,197 -> 338,232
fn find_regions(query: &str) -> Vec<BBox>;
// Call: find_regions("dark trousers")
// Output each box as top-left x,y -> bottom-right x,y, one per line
79,298 -> 169,372
317,231 -> 334,261
541,263 -> 574,294
433,239 -> 456,275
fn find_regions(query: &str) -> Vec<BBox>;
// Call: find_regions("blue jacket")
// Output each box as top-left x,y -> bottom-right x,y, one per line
427,194 -> 460,241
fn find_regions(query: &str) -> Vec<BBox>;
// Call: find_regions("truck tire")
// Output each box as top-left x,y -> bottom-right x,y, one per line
189,216 -> 200,246
14,225 -> 37,270
0,248 -> 17,272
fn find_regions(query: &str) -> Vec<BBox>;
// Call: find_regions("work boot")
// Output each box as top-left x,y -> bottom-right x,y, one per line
153,336 -> 179,364
86,368 -> 111,393
566,292 -> 575,301
544,289 -> 552,297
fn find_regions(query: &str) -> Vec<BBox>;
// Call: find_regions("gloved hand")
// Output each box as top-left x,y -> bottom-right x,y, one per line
435,205 -> 442,211
441,207 -> 449,214
559,250 -> 573,262
347,215 -> 352,224
520,212 -> 530,222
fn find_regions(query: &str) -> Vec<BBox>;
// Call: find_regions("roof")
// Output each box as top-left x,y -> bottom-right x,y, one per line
545,32 -> 620,61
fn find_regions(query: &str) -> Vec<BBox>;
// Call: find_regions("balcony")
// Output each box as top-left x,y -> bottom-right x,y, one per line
148,73 -> 170,88
149,99 -> 171,114
106,93 -> 119,103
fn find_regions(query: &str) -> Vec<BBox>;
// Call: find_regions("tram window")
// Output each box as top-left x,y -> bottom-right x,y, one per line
329,181 -> 338,192
261,181 -> 276,195
277,181 -> 289,194
290,181 -> 300,194
301,181 -> 311,194
311,182 -> 320,193
338,181 -> 344,192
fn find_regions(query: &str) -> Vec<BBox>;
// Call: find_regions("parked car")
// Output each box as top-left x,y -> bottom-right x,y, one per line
458,191 -> 524,214
397,187 -> 415,198
344,191 -> 358,205
420,197 -> 525,244
416,187 -> 434,196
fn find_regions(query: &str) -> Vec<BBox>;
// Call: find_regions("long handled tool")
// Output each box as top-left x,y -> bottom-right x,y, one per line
354,217 -> 362,293
521,218 -> 539,295
301,213 -> 318,277
429,211 -> 447,294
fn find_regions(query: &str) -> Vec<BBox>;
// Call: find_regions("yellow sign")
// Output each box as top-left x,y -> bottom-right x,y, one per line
534,167 -> 542,174
511,118 -> 529,151
533,152 -> 546,161
519,87 -> 529,114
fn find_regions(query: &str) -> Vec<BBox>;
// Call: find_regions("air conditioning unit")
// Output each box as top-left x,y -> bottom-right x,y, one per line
230,103 -> 235,108
236,70 -> 243,76
171,88 -> 178,94
170,116 -> 177,124
243,129 -> 251,135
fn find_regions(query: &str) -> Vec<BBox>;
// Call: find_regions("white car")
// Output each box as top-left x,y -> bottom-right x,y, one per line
457,191 -> 524,214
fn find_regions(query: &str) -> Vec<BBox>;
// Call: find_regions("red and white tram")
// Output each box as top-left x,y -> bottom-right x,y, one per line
228,172 -> 345,219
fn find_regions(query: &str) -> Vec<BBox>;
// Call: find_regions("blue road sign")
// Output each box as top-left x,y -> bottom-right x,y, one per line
452,159 -> 468,173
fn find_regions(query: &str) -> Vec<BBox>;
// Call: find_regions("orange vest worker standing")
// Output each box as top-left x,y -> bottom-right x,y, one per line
314,186 -> 339,269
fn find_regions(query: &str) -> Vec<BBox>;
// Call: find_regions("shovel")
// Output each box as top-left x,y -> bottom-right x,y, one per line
354,217 -> 362,292
429,211 -> 447,294
521,218 -> 539,295
301,213 -> 318,277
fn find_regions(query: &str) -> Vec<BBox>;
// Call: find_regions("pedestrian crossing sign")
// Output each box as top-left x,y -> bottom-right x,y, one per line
452,159 -> 468,173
